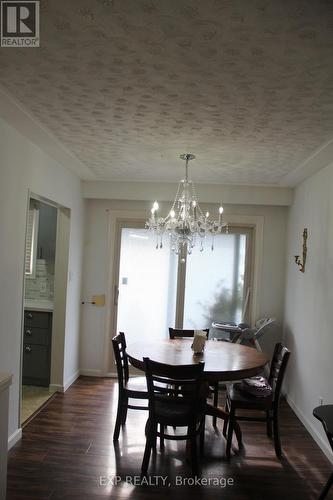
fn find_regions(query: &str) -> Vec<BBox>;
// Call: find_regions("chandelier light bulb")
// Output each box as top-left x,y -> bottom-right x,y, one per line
153,201 -> 159,211
205,211 -> 210,218
219,206 -> 224,214
192,200 -> 197,208
170,209 -> 175,218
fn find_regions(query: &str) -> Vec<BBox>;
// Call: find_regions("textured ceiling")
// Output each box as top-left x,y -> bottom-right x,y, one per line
1,0 -> 333,185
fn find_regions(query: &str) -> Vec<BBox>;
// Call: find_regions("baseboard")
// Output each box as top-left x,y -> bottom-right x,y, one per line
8,428 -> 22,450
49,383 -> 63,392
63,370 -> 80,392
79,369 -> 103,377
49,370 -> 80,393
286,395 -> 333,465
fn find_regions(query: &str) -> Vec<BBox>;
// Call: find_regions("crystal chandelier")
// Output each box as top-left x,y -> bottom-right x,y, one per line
146,153 -> 228,256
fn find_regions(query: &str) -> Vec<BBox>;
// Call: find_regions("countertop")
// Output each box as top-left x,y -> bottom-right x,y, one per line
0,373 -> 12,393
24,300 -> 54,312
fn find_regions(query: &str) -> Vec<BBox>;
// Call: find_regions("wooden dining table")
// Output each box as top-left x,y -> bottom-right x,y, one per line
127,338 -> 269,383
126,338 -> 269,436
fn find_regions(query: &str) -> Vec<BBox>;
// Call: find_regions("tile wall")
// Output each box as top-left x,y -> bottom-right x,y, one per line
25,259 -> 54,301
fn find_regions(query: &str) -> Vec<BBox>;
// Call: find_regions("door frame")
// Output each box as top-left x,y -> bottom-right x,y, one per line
103,210 -> 264,376
111,218 -> 147,345
19,191 -> 71,426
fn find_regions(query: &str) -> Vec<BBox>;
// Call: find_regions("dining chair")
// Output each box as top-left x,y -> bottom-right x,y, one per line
168,328 -> 219,426
141,357 -> 207,477
313,405 -> 333,499
112,332 -> 148,441
223,342 -> 290,459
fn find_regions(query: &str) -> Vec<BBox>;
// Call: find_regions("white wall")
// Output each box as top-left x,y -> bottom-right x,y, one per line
284,161 -> 333,461
0,117 -> 84,444
80,198 -> 289,375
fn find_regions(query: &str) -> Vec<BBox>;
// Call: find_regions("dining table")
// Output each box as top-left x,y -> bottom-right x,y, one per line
126,338 -> 269,437
127,338 -> 269,382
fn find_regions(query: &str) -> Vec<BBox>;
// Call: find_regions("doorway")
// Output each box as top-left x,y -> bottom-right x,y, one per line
110,219 -> 253,366
20,194 -> 71,425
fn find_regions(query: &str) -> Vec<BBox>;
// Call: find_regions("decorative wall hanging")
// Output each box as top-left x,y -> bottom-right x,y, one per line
294,228 -> 308,273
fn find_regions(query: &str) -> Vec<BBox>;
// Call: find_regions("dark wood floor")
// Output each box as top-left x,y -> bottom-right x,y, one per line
7,377 -> 333,500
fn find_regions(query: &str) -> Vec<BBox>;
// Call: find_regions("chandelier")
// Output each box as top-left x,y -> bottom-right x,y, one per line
146,153 -> 228,256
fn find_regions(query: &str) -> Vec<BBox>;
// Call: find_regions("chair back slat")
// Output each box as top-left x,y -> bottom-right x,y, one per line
268,342 -> 290,403
169,328 -> 209,339
112,332 -> 129,388
143,358 -> 206,418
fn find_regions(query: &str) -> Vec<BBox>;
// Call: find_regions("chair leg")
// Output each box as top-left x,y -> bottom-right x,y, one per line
159,423 -> 165,450
113,393 -> 124,442
273,410 -> 282,458
120,395 -> 128,424
199,417 -> 205,456
213,383 -> 219,427
223,398 -> 230,437
190,428 -> 199,477
266,410 -> 272,438
226,407 -> 235,460
319,472 -> 333,500
234,420 -> 243,449
141,420 -> 156,476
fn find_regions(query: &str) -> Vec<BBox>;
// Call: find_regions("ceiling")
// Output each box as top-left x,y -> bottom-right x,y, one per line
1,0 -> 333,185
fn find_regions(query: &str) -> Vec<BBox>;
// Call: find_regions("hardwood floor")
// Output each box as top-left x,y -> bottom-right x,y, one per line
7,377 -> 333,500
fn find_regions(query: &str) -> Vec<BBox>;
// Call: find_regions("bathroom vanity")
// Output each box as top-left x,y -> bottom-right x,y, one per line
23,303 -> 53,387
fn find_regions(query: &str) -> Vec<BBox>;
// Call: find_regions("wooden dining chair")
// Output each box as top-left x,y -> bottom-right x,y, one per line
223,342 -> 290,459
112,332 -> 148,441
313,405 -> 333,499
168,327 -> 220,426
141,357 -> 207,477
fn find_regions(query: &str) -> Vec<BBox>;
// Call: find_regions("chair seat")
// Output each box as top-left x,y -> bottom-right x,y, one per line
125,376 -> 147,397
154,396 -> 205,426
227,383 -> 273,410
156,399 -> 192,421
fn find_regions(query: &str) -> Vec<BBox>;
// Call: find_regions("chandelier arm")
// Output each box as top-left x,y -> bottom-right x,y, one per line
191,183 -> 205,218
165,181 -> 182,221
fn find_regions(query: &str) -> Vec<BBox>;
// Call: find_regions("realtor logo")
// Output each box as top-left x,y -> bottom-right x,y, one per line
1,1 -> 39,47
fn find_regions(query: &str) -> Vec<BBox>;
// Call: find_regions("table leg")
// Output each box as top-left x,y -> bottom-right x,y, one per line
205,403 -> 242,447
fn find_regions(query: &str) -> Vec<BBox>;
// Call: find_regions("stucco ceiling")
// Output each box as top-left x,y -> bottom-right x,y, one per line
1,0 -> 333,185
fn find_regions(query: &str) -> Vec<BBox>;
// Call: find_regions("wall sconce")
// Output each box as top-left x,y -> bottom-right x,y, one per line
295,228 -> 308,273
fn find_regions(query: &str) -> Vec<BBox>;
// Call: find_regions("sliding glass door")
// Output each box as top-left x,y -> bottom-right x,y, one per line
183,233 -> 247,329
113,221 -> 252,345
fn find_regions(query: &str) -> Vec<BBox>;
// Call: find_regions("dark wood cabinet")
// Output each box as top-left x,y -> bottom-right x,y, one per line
23,310 -> 52,387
